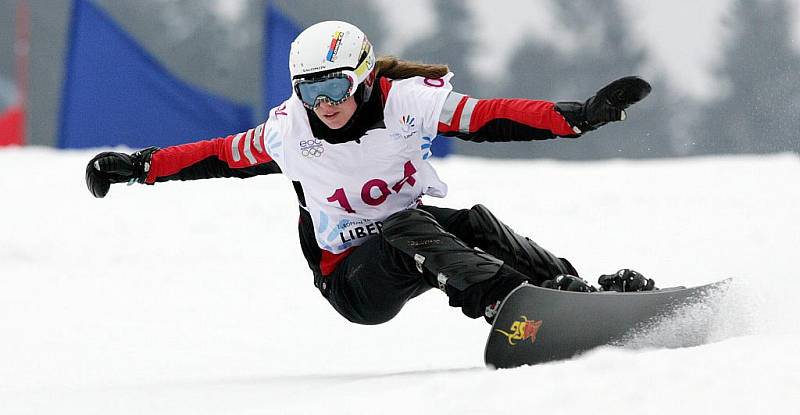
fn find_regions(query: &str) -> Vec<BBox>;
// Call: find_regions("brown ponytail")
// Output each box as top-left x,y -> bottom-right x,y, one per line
375,56 -> 449,80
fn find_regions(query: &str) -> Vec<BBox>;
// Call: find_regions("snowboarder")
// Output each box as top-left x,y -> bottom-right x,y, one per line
85,20 -> 656,325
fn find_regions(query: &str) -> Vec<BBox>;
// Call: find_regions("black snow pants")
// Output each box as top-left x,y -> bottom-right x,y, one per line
320,205 -> 577,325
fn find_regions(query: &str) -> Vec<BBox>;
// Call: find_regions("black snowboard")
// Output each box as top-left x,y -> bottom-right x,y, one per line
485,279 -> 731,369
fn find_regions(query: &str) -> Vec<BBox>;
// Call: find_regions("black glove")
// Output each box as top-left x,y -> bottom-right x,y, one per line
85,147 -> 158,198
598,269 -> 656,292
555,76 -> 652,134
541,275 -> 597,293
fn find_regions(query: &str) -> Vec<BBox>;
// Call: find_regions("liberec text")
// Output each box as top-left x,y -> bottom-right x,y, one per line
339,221 -> 383,244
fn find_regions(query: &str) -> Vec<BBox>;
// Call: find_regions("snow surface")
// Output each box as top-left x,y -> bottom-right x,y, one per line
1,148 -> 799,414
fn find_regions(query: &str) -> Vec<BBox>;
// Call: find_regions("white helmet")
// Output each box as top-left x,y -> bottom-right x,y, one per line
289,21 -> 376,109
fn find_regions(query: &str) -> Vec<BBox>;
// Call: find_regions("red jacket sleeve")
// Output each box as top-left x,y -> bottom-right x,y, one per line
437,94 -> 579,141
145,123 -> 280,184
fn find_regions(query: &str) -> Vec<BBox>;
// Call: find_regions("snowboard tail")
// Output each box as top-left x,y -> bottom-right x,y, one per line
484,279 -> 731,369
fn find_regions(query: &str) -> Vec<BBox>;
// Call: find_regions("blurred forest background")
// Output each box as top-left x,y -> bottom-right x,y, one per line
0,0 -> 797,159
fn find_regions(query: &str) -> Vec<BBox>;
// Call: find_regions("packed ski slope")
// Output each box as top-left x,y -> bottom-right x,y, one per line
1,148 -> 798,414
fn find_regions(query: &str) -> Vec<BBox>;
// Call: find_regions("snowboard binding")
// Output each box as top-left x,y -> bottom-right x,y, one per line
598,269 -> 657,292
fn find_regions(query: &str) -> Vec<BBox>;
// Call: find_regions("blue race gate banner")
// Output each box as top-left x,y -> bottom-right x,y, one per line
59,0 -> 254,149
263,4 -> 300,114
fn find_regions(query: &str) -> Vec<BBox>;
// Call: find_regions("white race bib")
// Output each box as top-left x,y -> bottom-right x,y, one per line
265,74 -> 455,253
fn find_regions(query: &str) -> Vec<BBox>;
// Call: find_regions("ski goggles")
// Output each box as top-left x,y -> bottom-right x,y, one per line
293,71 -> 357,110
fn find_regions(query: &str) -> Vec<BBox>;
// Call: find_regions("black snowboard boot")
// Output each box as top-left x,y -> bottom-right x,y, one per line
598,269 -> 656,292
480,270 -> 601,323
477,265 -> 531,323
482,274 -> 599,324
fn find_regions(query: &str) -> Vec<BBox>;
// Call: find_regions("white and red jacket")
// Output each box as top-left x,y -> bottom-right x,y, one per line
145,74 -> 577,276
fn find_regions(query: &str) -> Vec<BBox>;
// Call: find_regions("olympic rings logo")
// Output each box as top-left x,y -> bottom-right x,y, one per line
302,146 -> 324,157
300,139 -> 325,158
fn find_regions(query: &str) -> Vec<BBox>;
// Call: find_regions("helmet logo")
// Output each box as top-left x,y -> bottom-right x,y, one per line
326,31 -> 344,62
354,39 -> 374,79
